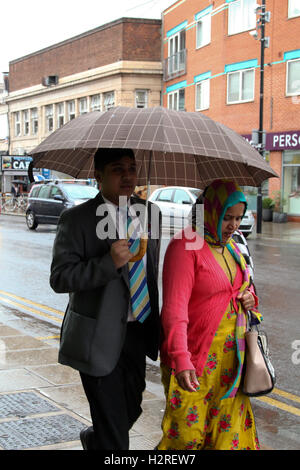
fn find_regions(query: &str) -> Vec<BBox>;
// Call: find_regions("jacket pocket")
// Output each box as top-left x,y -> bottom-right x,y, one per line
60,309 -> 96,363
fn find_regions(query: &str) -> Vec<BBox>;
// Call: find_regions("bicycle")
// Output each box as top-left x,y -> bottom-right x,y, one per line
2,194 -> 28,213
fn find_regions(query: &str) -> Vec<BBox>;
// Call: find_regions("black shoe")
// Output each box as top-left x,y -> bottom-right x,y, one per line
80,426 -> 94,450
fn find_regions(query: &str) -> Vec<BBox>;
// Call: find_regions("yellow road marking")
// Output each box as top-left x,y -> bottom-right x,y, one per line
0,290 -> 64,316
272,387 -> 300,405
256,395 -> 300,418
0,296 -> 62,325
36,335 -> 60,340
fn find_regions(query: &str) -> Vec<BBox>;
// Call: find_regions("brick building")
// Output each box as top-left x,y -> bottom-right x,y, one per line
0,17 -> 162,191
162,0 -> 300,220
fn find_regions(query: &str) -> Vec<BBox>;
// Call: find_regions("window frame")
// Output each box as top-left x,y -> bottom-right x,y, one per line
227,67 -> 255,104
103,91 -> 115,111
67,100 -> 76,121
23,110 -> 29,136
288,0 -> 300,18
286,58 -> 300,96
195,79 -> 210,111
14,112 -> 21,137
31,108 -> 38,135
45,104 -> 54,133
168,88 -> 185,111
196,12 -> 211,49
135,90 -> 148,108
91,94 -> 101,112
228,0 -> 256,36
56,103 -> 65,128
79,97 -> 88,115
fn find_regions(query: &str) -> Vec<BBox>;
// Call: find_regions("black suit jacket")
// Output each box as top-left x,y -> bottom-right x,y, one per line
50,192 -> 161,377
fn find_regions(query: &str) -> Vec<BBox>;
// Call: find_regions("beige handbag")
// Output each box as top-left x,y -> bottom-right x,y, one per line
243,319 -> 276,397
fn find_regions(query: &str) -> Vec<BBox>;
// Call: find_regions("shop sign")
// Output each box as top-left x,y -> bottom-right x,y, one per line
1,155 -> 32,171
243,131 -> 300,151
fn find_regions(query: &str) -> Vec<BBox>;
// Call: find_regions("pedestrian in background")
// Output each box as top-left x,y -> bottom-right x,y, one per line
50,148 -> 161,450
158,179 -> 261,450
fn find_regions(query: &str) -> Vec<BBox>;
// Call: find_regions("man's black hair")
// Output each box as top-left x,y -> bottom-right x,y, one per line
94,148 -> 135,171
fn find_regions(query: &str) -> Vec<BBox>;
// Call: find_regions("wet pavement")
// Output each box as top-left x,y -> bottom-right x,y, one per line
0,213 -> 300,450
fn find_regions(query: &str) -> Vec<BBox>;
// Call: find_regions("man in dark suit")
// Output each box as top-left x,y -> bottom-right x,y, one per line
50,148 -> 161,450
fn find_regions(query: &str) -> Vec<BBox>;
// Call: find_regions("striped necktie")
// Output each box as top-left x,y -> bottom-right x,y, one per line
127,214 -> 151,323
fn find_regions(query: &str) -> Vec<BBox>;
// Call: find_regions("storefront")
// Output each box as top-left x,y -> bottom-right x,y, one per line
244,130 -> 300,219
0,155 -> 43,194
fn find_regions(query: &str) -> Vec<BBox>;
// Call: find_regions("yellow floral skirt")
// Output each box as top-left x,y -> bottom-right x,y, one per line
157,308 -> 260,450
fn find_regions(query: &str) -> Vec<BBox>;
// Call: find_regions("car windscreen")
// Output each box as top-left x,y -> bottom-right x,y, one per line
62,184 -> 99,200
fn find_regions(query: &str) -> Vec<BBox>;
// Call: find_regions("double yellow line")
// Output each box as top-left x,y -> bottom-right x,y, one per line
0,289 -> 300,419
0,289 -> 64,326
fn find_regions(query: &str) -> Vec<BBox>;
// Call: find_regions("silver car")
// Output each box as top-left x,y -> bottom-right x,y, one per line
148,186 -> 255,237
148,186 -> 201,230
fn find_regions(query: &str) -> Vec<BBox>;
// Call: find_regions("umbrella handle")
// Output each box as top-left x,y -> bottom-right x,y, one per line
130,233 -> 148,262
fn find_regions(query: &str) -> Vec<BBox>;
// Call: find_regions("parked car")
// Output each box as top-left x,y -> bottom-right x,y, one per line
148,186 -> 202,230
25,180 -> 99,230
148,186 -> 255,237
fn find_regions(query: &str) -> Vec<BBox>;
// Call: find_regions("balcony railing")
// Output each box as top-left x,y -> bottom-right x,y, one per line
163,49 -> 187,81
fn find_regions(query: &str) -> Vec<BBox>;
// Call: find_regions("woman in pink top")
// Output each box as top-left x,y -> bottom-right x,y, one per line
158,180 -> 261,450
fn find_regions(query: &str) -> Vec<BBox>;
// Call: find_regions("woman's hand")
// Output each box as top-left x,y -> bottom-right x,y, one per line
237,289 -> 255,310
175,370 -> 199,392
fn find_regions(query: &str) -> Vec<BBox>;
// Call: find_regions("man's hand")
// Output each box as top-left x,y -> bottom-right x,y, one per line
176,369 -> 199,392
111,239 -> 133,269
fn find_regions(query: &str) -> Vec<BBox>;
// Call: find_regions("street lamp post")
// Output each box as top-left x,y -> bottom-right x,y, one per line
253,0 -> 270,234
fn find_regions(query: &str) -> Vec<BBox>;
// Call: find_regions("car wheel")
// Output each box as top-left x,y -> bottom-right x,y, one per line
26,211 -> 38,230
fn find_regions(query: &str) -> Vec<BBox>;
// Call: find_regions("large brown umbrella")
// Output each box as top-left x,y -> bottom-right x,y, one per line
29,106 -> 277,188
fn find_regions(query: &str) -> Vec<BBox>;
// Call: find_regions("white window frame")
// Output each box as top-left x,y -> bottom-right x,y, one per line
57,103 -> 65,128
286,58 -> 300,95
23,110 -> 29,135
288,0 -> 300,18
196,12 -> 211,49
31,108 -> 38,135
103,91 -> 115,110
79,97 -> 88,115
14,112 -> 21,137
228,0 -> 256,36
195,79 -> 210,111
91,94 -> 101,112
67,100 -> 75,121
168,89 -> 185,111
45,105 -> 54,133
168,30 -> 186,74
135,90 -> 148,108
227,68 -> 255,104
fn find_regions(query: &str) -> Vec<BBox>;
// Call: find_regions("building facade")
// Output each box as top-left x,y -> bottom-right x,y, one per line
0,17 -> 162,192
162,0 -> 300,219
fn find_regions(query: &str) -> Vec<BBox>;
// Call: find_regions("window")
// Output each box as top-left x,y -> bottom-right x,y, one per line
135,90 -> 148,108
168,89 -> 185,110
91,94 -> 101,112
173,189 -> 191,204
68,100 -> 75,120
168,30 -> 186,75
228,0 -> 256,35
286,59 -> 300,95
79,98 -> 88,115
49,186 -> 63,199
45,105 -> 54,132
23,110 -> 29,135
195,79 -> 210,111
38,185 -> 51,199
31,108 -> 38,135
227,68 -> 255,103
14,112 -> 21,137
288,0 -> 300,18
283,151 -> 300,215
157,188 -> 174,202
57,103 -> 65,128
103,92 -> 115,110
196,11 -> 211,48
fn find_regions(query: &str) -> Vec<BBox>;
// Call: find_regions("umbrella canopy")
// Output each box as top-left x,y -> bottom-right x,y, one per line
30,106 -> 277,188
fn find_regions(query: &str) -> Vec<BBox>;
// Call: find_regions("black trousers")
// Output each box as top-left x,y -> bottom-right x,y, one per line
80,322 -> 146,450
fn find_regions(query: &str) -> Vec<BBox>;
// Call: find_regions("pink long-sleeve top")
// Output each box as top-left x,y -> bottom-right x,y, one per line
160,229 -> 258,377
